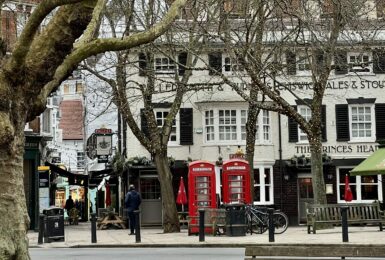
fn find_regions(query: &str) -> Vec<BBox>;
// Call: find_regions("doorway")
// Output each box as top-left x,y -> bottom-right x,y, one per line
139,171 -> 162,226
298,176 -> 313,224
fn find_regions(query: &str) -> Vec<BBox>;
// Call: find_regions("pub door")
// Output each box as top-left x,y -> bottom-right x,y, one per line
298,175 -> 313,224
139,171 -> 162,226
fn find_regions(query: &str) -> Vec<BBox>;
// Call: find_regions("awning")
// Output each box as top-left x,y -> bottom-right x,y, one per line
45,161 -> 88,186
350,147 -> 385,176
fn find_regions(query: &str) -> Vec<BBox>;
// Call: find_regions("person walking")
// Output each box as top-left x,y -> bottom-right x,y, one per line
64,195 -> 75,224
125,185 -> 142,235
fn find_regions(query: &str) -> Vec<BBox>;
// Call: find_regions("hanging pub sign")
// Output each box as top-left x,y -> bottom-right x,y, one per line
95,128 -> 113,156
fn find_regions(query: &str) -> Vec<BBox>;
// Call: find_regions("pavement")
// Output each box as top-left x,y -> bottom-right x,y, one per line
27,222 -> 385,248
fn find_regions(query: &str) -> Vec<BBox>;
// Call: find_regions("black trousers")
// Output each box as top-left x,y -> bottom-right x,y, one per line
128,211 -> 136,233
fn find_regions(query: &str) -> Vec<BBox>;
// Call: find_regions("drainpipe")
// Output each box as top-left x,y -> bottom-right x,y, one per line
278,113 -> 283,210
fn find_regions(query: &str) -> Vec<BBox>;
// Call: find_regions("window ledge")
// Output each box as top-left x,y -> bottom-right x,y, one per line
347,140 -> 376,144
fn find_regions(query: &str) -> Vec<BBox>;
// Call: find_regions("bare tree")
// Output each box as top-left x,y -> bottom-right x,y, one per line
0,0 -> 186,258
82,0 -> 210,232
208,0 -> 372,205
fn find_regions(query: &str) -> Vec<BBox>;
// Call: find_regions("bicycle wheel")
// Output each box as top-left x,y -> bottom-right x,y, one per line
250,215 -> 268,234
272,212 -> 288,234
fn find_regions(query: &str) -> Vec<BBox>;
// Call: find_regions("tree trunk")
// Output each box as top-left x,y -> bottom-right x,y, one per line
0,132 -> 30,260
245,89 -> 259,202
310,139 -> 327,205
154,153 -> 180,233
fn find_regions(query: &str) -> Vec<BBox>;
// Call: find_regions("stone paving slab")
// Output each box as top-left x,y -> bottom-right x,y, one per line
28,223 -> 385,248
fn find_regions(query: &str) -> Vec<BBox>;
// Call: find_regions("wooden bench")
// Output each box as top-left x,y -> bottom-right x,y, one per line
306,202 -> 385,234
188,208 -> 226,236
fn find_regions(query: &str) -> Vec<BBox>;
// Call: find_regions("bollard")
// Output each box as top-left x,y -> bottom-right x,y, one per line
268,208 -> 275,242
134,210 -> 141,243
341,207 -> 349,242
91,213 -> 97,243
43,214 -> 49,243
199,208 -> 205,242
38,214 -> 45,244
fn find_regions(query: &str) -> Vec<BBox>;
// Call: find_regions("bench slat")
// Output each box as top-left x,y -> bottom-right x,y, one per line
306,202 -> 385,234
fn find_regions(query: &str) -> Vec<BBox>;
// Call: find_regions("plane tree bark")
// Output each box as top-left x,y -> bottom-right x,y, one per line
0,0 -> 185,258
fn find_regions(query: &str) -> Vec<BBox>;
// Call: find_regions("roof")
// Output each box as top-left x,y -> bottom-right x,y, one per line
59,100 -> 83,140
350,148 -> 385,176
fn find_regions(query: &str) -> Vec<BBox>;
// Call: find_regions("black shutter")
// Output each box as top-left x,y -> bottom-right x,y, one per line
286,51 -> 296,75
208,52 -> 222,75
335,104 -> 350,141
179,108 -> 193,145
375,103 -> 385,141
288,106 -> 298,142
334,51 -> 347,75
373,50 -> 385,74
315,50 -> 324,74
178,52 -> 187,76
138,53 -> 147,77
140,109 -> 150,138
321,105 -> 327,142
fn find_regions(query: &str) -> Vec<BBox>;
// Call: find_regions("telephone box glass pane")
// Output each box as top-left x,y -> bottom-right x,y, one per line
196,176 -> 210,207
229,175 -> 244,203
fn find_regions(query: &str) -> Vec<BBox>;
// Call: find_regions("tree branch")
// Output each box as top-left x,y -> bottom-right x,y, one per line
39,0 -> 186,103
7,0 -> 86,71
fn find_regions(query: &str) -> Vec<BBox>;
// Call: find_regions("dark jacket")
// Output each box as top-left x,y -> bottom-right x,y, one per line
65,198 -> 74,211
125,190 -> 142,212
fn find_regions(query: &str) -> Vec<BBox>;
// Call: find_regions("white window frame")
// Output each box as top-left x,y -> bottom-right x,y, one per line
154,56 -> 175,74
224,56 -> 244,73
347,52 -> 372,74
297,105 -> 311,143
203,108 -> 271,145
253,165 -> 274,205
76,152 -> 85,170
349,104 -> 375,142
336,167 -> 383,203
218,109 -> 238,141
154,109 -> 179,145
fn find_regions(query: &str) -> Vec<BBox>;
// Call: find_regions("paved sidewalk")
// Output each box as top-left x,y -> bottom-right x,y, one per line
28,223 -> 385,248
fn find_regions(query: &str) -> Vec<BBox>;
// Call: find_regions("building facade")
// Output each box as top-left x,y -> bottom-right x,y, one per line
122,0 -> 385,225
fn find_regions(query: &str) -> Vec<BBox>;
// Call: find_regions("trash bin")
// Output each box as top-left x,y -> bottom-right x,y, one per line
42,207 -> 65,242
225,204 -> 246,236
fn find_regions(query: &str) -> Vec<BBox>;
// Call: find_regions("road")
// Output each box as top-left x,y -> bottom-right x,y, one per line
30,248 -> 384,260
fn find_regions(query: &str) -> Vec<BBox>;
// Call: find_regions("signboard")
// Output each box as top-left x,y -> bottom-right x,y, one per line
229,154 -> 245,159
38,168 -> 50,188
95,128 -> 113,134
97,155 -> 109,163
96,135 -> 112,155
39,188 -> 49,213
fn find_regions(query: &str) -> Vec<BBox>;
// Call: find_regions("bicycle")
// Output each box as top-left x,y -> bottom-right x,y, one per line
244,205 -> 288,234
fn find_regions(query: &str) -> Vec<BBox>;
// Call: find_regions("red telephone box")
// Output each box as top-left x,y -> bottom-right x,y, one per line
188,161 -> 217,234
222,159 -> 251,204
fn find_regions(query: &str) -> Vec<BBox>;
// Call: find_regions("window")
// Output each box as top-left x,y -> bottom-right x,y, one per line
205,110 -> 215,141
348,52 -> 371,73
254,166 -> 273,205
42,109 -> 51,134
204,108 -> 271,144
155,57 -> 175,74
297,54 -> 310,72
76,82 -> 83,93
337,168 -> 383,203
63,84 -> 70,94
298,106 -> 311,142
224,57 -> 244,72
77,152 -> 85,169
219,110 -> 237,141
155,109 -> 178,143
223,0 -> 249,18
349,104 -> 375,142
